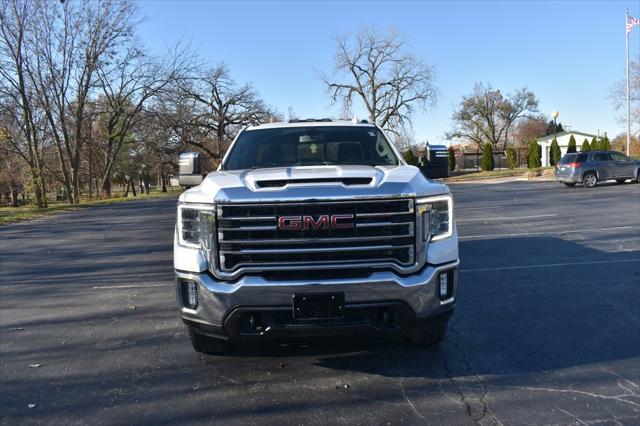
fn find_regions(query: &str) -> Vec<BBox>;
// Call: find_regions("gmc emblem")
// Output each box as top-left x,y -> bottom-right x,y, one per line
278,214 -> 354,230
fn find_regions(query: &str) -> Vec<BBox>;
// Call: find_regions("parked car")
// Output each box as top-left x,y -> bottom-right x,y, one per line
174,119 -> 458,354
556,150 -> 640,188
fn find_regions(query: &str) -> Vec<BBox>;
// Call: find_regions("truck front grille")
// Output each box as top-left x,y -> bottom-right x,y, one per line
214,199 -> 415,275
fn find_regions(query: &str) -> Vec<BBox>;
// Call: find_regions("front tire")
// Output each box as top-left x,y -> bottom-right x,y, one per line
583,172 -> 597,188
188,327 -> 228,354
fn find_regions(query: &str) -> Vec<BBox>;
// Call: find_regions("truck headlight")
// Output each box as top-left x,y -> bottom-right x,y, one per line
177,204 -> 216,249
416,194 -> 453,241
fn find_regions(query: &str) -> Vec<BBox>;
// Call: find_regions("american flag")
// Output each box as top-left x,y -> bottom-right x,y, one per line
628,14 -> 640,34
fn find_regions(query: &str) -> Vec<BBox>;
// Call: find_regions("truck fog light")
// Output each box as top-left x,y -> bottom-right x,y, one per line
180,279 -> 198,309
438,270 -> 453,300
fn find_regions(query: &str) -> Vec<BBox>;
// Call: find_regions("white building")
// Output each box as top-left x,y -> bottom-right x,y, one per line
536,131 -> 600,167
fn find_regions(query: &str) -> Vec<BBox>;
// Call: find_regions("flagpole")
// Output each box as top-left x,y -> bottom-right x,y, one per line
626,8 -> 631,156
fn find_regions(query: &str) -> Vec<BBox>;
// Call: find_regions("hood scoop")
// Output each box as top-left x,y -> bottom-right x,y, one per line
240,165 -> 384,191
256,177 -> 373,188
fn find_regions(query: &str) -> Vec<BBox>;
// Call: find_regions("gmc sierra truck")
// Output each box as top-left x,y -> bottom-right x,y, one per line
174,119 -> 459,354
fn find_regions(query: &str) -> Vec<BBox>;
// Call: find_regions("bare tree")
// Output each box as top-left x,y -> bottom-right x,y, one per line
609,61 -> 639,135
512,117 -> 547,148
447,83 -> 539,151
94,44 -> 192,197
322,28 -> 437,136
27,0 -> 137,204
134,112 -> 180,193
286,106 -> 298,122
0,0 -> 48,207
177,63 -> 280,161
0,138 -> 27,207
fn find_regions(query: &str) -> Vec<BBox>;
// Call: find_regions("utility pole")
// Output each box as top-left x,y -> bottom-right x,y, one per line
626,8 -> 631,156
552,111 -> 559,165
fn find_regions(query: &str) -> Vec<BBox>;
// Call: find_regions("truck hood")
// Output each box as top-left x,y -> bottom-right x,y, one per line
179,165 -> 449,204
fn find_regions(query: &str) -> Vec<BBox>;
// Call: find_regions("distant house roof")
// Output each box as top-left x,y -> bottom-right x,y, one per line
537,131 -> 600,143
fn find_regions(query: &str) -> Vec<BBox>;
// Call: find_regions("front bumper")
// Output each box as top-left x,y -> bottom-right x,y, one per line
175,260 -> 458,339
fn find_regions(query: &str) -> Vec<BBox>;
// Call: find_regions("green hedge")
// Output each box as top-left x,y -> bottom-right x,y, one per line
448,147 -> 456,171
550,138 -> 561,165
482,143 -> 494,171
528,140 -> 541,168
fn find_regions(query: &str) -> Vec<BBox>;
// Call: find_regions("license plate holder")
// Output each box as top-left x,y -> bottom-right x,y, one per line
293,293 -> 345,319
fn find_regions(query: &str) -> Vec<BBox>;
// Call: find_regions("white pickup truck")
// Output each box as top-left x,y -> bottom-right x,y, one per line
174,119 -> 459,353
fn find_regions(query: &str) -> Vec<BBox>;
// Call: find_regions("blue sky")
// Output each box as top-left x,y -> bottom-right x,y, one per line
139,0 -> 640,145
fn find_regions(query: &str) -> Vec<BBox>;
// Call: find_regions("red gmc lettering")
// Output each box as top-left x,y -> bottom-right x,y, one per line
331,214 -> 354,229
278,216 -> 302,230
303,215 -> 329,229
277,214 -> 355,230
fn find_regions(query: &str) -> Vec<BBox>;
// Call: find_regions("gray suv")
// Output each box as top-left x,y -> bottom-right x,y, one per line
556,150 -> 640,188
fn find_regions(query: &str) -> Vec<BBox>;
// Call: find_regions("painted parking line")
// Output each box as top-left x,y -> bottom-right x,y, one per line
456,214 -> 557,223
459,225 -> 637,240
461,258 -> 640,273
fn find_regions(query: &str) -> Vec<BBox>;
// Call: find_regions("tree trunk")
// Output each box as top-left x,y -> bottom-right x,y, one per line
88,138 -> 94,200
29,144 -> 48,208
161,173 -> 167,192
144,172 -> 150,194
71,152 -> 82,204
123,179 -> 130,197
101,178 -> 111,199
217,122 -> 225,158
100,165 -> 113,199
30,167 -> 46,208
8,181 -> 18,207
131,178 -> 137,197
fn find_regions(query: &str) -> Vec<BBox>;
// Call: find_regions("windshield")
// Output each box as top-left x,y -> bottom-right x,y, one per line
222,126 -> 399,170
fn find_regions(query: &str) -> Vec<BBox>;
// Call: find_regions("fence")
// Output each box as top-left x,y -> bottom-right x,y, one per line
459,147 -> 529,170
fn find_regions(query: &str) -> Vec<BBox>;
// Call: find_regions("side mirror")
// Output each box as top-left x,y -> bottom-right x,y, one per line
178,152 -> 204,187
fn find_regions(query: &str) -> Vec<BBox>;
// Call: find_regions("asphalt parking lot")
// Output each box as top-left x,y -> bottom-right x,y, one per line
1,180 -> 639,425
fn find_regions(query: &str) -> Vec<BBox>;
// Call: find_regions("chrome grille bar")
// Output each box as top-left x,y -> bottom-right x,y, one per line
221,244 -> 413,255
221,255 -> 415,269
355,221 -> 414,228
220,234 -> 413,245
218,225 -> 277,231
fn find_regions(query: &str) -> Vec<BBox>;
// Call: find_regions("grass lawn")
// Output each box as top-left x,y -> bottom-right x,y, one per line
444,167 -> 554,182
0,188 -> 183,225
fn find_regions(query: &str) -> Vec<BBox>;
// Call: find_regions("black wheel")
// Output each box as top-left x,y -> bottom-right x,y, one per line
615,179 -> 626,184
563,182 -> 576,187
583,172 -> 597,188
188,327 -> 228,354
405,322 -> 448,349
